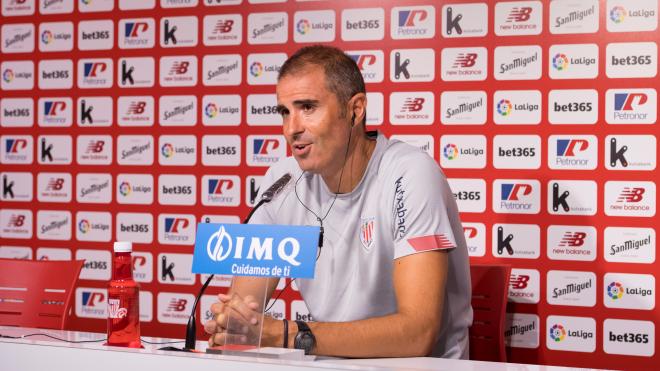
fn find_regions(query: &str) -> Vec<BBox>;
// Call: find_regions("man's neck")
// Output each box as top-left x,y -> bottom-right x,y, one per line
321,132 -> 377,194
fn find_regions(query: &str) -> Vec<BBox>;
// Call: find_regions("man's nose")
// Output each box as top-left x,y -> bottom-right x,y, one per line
283,112 -> 303,138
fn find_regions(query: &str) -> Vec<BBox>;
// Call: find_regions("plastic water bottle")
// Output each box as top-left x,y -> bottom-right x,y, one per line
107,241 -> 141,348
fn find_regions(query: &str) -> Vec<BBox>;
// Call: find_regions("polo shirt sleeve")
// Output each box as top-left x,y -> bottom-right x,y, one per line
391,151 -> 459,259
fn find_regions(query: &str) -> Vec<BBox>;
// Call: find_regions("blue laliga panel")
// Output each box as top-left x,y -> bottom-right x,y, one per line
192,223 -> 320,279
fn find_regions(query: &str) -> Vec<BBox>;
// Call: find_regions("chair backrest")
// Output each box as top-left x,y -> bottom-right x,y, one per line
0,258 -> 84,330
469,263 -> 511,362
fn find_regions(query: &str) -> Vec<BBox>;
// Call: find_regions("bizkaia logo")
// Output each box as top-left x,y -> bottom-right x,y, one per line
347,50 -> 384,83
440,47 -> 487,81
492,135 -> 541,170
294,10 -> 336,43
118,18 -> 155,49
38,21 -> 73,52
116,212 -> 153,244
158,253 -> 195,285
160,16 -> 198,48
2,0 -> 35,16
38,97 -> 72,127
75,212 -> 111,243
546,316 -> 596,352
547,180 -> 598,215
202,95 -> 240,126
340,7 -> 384,41
247,53 -> 287,85
77,20 -> 113,51
203,54 -> 241,86
1,135 -> 33,164
132,252 -> 153,283
508,268 -> 540,304
548,44 -> 599,80
203,14 -> 242,46
158,135 -> 196,166
0,209 -> 32,239
157,293 -> 195,324
202,135 -> 241,167
0,172 -> 32,202
547,225 -> 597,262
158,174 -> 196,206
118,57 -> 155,88
491,223 -> 540,259
389,92 -> 434,125
117,96 -> 154,127
606,42 -> 657,78
201,175 -> 240,206
439,135 -> 486,169
607,0 -> 658,33
245,175 -> 263,207
389,49 -> 435,82
36,172 -> 71,202
604,273 -> 655,310
605,89 -> 657,125
462,222 -> 485,257
158,214 -> 195,245
505,313 -> 540,349
160,56 -> 197,87
1,23 -> 34,53
606,135 -> 656,171
441,3 -> 488,38
494,45 -> 542,80
117,135 -> 154,166
493,90 -> 541,125
548,135 -> 598,170
604,227 -> 655,264
36,210 -> 71,241
77,59 -> 113,89
1,98 -> 34,127
550,0 -> 598,34
248,12 -> 288,45
247,94 -> 282,126
548,89 -> 598,125
37,135 -> 71,165
494,1 -> 542,36
159,95 -> 197,127
440,91 -> 486,125
391,5 -> 435,40
76,173 -> 112,204
492,180 -> 540,214
246,135 -> 286,166
547,270 -> 596,307
40,0 -> 72,14
116,173 -> 154,205
76,288 -> 107,319
604,181 -> 656,217
76,135 -> 112,165
604,319 -> 655,357
447,178 -> 486,213
77,97 -> 112,127
1,60 -> 34,90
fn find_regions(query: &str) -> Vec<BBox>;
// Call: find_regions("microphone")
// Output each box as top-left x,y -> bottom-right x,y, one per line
176,173 -> 293,351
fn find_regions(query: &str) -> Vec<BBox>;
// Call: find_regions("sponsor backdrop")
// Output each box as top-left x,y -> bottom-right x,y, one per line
0,0 -> 657,368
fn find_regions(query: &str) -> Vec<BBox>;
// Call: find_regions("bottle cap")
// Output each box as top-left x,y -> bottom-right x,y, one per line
113,241 -> 132,253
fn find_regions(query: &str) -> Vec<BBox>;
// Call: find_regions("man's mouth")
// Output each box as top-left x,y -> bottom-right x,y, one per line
292,143 -> 311,155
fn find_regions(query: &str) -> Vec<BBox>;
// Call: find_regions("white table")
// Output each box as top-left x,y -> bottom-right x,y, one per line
0,326 -> 592,371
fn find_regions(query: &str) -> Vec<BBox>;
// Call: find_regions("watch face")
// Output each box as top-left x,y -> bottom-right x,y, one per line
296,331 -> 315,354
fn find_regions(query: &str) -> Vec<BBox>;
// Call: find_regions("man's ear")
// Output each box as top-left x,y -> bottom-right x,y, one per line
349,93 -> 367,126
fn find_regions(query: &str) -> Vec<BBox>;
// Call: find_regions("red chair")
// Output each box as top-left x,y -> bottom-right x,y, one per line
469,264 -> 511,362
0,258 -> 84,330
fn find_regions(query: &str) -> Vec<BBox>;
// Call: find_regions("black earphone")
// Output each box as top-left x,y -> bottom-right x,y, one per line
351,113 -> 356,127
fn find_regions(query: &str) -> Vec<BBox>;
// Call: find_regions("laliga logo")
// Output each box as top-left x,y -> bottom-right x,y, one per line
610,6 -> 626,23
3,69 -> 14,83
552,54 -> 569,71
250,62 -> 263,77
161,143 -> 174,158
107,298 -> 127,319
497,99 -> 512,116
206,225 -> 301,266
607,282 -> 624,299
41,30 -> 53,44
205,103 -> 218,118
78,219 -> 91,234
297,19 -> 311,34
549,324 -> 566,342
443,144 -> 458,160
119,181 -> 131,196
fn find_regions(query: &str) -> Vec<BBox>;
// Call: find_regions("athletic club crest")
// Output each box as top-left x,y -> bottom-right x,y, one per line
360,217 -> 375,250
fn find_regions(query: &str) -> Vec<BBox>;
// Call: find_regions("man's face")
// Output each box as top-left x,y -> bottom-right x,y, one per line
276,66 -> 351,177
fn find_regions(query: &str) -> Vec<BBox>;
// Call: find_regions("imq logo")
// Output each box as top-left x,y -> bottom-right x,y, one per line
547,180 -> 597,215
246,135 -> 286,167
203,14 -> 242,46
391,6 -> 435,40
389,49 -> 435,82
546,316 -> 596,352
491,223 -> 540,259
202,175 -> 240,207
604,181 -> 655,217
118,57 -> 155,88
441,3 -> 488,38
605,135 -> 656,171
160,16 -> 198,48
441,47 -> 487,81
495,1 -> 542,36
548,135 -> 597,170
550,1 -> 599,34
605,89 -> 657,125
547,225 -> 597,261
346,50 -> 383,83
341,7 -> 385,41
604,227 -> 655,264
118,18 -> 155,49
494,45 -> 542,80
493,180 -> 540,214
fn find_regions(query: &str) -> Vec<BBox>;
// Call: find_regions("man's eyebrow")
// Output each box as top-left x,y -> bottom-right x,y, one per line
292,99 -> 319,106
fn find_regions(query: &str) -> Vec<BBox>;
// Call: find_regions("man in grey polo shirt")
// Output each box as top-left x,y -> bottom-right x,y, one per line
205,45 -> 472,359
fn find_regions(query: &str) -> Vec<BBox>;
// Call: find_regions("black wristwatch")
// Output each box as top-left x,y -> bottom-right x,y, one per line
294,320 -> 316,355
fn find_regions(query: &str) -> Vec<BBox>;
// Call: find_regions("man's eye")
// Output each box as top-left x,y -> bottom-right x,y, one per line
302,104 -> 314,112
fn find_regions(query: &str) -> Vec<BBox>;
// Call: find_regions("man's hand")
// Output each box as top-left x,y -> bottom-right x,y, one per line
204,293 -> 261,347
